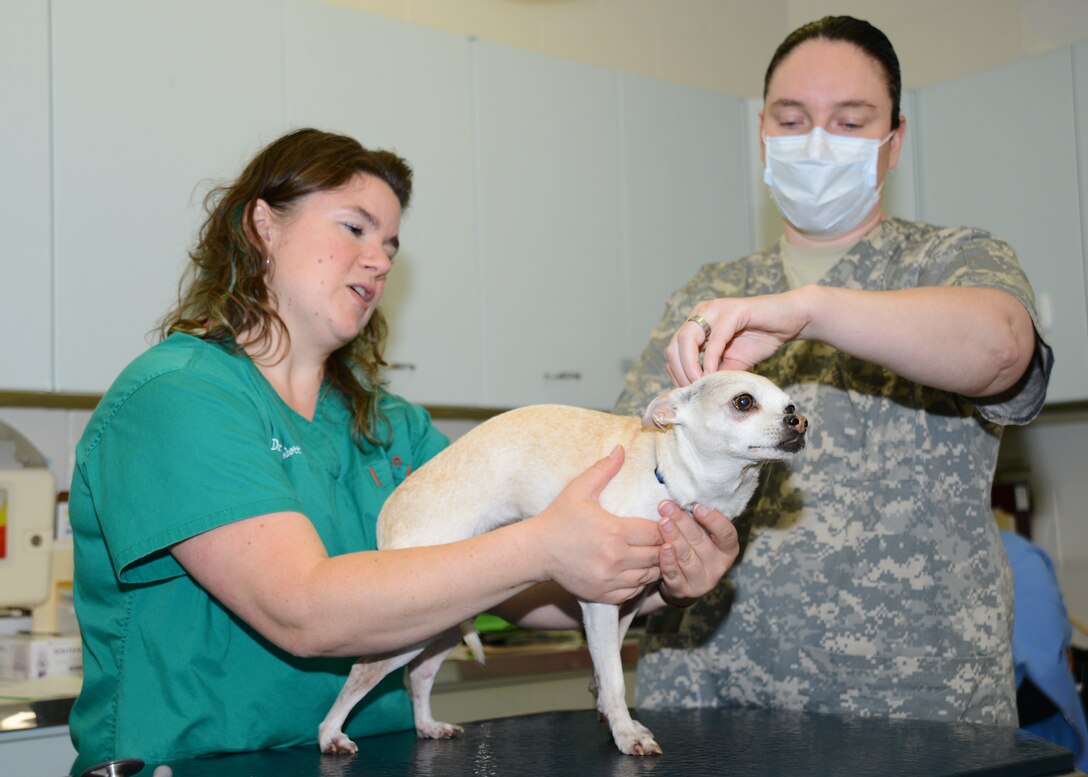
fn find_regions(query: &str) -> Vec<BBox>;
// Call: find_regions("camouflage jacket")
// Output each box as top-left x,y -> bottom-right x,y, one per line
616,218 -> 1053,725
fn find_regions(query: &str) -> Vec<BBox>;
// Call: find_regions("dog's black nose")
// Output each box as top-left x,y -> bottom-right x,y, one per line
784,411 -> 807,435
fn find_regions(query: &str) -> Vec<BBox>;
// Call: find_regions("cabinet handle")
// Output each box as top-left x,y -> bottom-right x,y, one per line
543,371 -> 582,381
389,362 -> 417,372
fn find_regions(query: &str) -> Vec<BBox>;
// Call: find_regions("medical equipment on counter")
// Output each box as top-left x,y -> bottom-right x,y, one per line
0,420 -> 56,612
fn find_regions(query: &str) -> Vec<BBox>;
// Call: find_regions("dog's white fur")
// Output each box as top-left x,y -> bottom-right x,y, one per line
318,370 -> 806,756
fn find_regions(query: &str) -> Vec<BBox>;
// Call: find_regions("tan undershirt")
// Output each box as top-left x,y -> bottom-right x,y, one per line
780,238 -> 853,289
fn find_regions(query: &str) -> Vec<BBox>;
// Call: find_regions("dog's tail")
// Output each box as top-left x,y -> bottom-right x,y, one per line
459,620 -> 485,665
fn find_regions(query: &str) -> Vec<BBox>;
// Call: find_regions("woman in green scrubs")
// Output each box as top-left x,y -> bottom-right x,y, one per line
67,128 -> 740,773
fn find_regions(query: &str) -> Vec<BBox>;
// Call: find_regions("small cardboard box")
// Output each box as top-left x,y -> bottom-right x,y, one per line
0,633 -> 82,681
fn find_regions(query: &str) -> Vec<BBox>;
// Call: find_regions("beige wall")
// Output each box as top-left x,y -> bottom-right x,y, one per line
324,0 -> 1088,96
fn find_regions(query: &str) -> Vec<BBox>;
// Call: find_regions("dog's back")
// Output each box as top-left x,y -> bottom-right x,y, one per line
377,405 -> 655,550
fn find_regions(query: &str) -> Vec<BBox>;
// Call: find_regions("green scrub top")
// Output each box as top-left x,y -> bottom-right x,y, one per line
68,334 -> 449,773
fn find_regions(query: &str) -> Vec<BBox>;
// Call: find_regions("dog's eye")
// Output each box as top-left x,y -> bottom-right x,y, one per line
733,393 -> 755,412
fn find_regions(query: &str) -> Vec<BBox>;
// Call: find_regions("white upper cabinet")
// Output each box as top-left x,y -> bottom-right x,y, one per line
1,1 -> 52,391
51,0 -> 286,393
914,49 -> 1088,404
283,2 -> 482,407
17,3 -> 1088,411
473,41 -> 627,409
619,73 -> 752,369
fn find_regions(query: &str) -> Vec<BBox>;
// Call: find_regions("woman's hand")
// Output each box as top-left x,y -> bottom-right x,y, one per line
528,446 -> 663,605
655,501 -> 739,607
666,291 -> 812,387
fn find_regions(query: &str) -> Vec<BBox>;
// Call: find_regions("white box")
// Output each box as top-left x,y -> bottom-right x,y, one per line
0,633 -> 82,681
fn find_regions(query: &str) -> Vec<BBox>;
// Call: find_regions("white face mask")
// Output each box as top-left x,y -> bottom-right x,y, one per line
763,128 -> 894,238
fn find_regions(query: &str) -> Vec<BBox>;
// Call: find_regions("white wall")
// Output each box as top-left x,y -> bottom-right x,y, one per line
324,0 -> 1088,95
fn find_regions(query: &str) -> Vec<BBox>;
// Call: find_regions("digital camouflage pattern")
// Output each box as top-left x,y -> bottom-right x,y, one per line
616,218 -> 1053,726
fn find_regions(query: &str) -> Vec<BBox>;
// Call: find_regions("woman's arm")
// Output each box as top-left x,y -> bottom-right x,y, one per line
171,447 -> 664,658
669,285 -> 1036,398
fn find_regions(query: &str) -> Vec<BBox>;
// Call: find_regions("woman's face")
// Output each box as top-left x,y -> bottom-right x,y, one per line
760,38 -> 903,170
257,173 -> 401,358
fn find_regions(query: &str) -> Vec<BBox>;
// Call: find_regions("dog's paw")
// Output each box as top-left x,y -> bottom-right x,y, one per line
318,730 -> 358,755
613,720 -> 662,756
416,720 -> 464,740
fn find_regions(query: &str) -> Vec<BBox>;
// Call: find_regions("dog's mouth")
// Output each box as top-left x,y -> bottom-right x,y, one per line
776,434 -> 806,454
748,432 -> 806,457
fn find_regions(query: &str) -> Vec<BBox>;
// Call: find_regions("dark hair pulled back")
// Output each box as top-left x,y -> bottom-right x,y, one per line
764,16 -> 902,130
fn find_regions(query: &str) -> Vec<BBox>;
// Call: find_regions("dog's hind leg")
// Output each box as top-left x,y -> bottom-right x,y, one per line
581,599 -> 661,755
407,625 -> 468,739
319,649 -> 420,754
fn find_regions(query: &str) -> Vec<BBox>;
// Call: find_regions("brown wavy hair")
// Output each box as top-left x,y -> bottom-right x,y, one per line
159,128 -> 413,447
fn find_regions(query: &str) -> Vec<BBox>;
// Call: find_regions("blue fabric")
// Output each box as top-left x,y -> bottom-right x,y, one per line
1001,530 -> 1088,771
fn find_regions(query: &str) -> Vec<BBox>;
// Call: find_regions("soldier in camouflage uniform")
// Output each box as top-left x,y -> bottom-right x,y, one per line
617,17 -> 1052,726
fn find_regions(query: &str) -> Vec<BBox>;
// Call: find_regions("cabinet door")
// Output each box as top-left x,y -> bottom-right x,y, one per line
474,41 -> 626,409
915,49 -> 1088,404
620,73 -> 752,368
284,2 -> 482,407
52,0 -> 286,393
0,0 -> 52,391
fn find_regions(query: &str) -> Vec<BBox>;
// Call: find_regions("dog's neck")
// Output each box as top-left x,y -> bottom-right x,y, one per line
652,427 -> 763,517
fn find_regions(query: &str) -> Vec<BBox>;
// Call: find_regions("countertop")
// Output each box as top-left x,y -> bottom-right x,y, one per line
0,674 -> 80,734
151,707 -> 1079,777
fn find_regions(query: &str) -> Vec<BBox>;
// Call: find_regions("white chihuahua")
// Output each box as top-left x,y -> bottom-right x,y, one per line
319,370 -> 807,756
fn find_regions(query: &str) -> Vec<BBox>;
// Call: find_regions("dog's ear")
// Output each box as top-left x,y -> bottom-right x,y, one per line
642,388 -> 683,429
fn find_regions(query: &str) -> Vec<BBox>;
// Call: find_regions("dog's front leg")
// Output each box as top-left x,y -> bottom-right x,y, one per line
580,599 -> 661,755
586,594 -> 644,709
